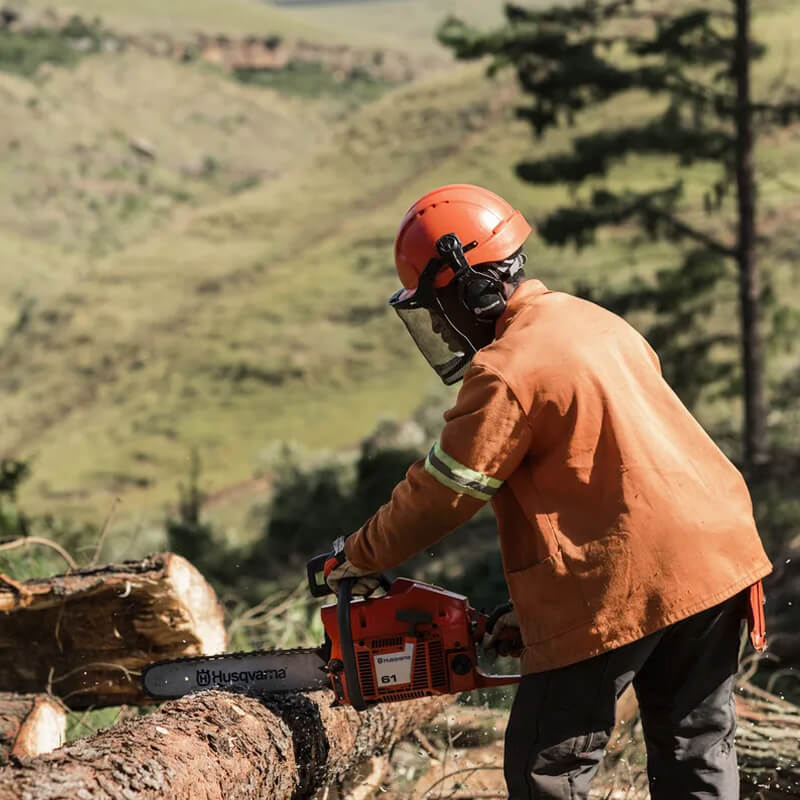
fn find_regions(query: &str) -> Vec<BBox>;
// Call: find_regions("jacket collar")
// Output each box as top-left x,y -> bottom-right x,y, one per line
495,279 -> 550,338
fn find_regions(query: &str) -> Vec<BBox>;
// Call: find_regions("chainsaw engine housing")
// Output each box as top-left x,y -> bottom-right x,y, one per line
321,578 -> 515,706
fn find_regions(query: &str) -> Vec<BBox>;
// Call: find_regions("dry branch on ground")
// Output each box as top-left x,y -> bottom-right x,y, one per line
0,689 -> 451,800
0,693 -> 65,763
0,553 -> 225,709
597,681 -> 800,799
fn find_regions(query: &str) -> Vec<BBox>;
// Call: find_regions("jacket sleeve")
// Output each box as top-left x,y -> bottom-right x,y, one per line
345,364 -> 532,572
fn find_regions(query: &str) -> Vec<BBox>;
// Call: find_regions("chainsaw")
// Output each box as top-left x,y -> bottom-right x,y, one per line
142,554 -> 522,710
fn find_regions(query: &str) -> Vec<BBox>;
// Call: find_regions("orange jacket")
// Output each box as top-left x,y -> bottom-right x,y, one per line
345,280 -> 773,674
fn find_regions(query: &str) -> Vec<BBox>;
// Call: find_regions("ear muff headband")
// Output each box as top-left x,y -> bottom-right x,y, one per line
435,233 -> 508,322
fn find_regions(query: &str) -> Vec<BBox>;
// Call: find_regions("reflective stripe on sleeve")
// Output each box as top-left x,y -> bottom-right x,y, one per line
424,441 -> 503,502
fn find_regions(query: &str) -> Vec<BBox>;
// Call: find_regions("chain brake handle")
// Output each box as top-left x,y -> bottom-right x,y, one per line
306,554 -> 334,598
306,553 -> 391,598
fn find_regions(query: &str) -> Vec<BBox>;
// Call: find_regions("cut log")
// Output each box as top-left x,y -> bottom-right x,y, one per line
0,694 -> 65,763
0,689 -> 451,800
0,553 -> 226,709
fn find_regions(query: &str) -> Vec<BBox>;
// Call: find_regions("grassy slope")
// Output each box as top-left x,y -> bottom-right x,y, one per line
3,66 -> 535,520
1,0 -> 799,529
0,53 -> 334,249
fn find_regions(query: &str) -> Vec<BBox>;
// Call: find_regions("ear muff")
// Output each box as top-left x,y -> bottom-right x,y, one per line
432,233 -> 515,322
459,267 -> 507,321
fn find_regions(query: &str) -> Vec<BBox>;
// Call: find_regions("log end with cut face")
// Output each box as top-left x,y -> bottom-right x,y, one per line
0,694 -> 66,763
11,697 -> 65,759
0,553 -> 227,708
161,553 -> 227,655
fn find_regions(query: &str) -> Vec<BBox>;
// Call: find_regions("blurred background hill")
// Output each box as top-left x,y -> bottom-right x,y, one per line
0,0 -> 798,622
0,0 -> 516,531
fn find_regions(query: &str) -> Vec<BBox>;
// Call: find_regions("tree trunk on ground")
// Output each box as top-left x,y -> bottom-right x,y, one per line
0,689 -> 451,800
733,0 -> 767,475
0,694 -> 65,763
0,553 -> 226,709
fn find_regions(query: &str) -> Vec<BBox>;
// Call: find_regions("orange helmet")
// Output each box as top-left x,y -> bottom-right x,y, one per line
394,184 -> 531,290
389,185 -> 531,385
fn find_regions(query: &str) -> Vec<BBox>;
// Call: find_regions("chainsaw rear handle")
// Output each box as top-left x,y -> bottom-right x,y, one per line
306,553 -> 391,598
477,603 -> 524,659
485,601 -> 513,634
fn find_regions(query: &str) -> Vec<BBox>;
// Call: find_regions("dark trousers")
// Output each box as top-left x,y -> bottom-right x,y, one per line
504,595 -> 743,799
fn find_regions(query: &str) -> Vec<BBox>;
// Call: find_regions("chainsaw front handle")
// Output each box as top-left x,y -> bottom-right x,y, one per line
306,552 -> 391,598
337,577 -> 368,711
307,553 -> 390,712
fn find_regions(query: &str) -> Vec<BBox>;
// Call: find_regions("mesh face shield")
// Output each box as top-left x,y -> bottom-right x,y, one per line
390,287 -> 478,385
389,235 -> 526,385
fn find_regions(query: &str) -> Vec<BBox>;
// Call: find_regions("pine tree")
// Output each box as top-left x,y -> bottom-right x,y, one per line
440,0 -> 800,476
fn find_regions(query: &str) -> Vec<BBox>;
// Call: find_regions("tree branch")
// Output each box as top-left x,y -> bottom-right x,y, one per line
516,115 -> 733,183
641,205 -> 736,258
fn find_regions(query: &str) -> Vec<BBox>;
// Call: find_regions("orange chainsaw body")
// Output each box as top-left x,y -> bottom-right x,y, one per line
320,578 -> 520,707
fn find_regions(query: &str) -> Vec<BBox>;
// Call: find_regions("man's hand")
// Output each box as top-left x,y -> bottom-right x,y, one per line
324,537 -> 382,597
483,602 -> 523,657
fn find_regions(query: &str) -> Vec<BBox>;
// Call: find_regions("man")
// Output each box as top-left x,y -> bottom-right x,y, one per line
324,184 -> 772,799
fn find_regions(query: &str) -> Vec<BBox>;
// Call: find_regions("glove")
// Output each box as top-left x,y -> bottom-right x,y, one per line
482,602 -> 523,657
324,537 -> 382,597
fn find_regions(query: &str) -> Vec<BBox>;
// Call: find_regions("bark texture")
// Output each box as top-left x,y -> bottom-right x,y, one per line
0,553 -> 226,709
0,689 -> 451,800
0,694 -> 65,763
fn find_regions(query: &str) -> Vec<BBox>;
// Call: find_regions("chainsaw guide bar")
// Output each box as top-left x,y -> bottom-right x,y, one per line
142,646 -> 329,699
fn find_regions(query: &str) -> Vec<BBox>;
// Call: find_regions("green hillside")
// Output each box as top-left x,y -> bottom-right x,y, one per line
1,65 -> 534,521
0,0 -> 799,537
0,52 -> 338,258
